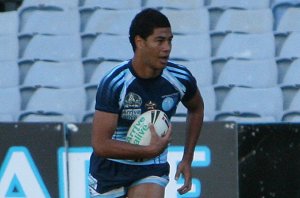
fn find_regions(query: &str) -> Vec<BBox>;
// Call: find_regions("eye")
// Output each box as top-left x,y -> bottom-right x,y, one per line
157,39 -> 164,44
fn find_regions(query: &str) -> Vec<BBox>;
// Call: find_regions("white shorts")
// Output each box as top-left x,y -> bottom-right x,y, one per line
89,174 -> 169,198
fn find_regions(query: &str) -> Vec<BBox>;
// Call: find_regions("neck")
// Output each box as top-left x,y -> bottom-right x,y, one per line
131,57 -> 162,79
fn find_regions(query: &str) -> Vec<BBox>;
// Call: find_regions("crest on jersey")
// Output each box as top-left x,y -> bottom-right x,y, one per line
124,92 -> 142,108
122,92 -> 142,120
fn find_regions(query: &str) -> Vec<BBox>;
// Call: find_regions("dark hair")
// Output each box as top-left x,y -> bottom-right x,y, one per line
129,8 -> 171,51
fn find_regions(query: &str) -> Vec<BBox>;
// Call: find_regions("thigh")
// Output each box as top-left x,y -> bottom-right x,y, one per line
127,175 -> 169,198
127,183 -> 165,198
89,174 -> 126,198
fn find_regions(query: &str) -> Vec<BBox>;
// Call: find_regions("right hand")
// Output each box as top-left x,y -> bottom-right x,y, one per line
148,123 -> 172,157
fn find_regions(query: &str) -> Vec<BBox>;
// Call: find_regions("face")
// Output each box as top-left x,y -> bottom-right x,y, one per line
138,27 -> 173,70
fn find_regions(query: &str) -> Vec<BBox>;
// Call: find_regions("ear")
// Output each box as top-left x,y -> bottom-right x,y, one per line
135,35 -> 145,50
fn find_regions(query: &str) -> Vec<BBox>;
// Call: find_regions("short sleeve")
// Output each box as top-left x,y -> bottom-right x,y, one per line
180,67 -> 198,102
95,77 -> 122,113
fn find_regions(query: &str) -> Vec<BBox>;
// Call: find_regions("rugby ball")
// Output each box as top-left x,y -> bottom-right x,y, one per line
126,110 -> 170,146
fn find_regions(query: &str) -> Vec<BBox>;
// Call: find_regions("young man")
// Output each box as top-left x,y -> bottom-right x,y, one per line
89,8 -> 204,198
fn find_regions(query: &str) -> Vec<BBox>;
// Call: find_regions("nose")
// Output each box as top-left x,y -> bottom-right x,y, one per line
162,40 -> 172,53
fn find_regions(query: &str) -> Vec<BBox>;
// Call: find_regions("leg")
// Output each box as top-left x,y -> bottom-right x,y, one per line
88,174 -> 126,198
127,175 -> 169,198
127,183 -> 165,198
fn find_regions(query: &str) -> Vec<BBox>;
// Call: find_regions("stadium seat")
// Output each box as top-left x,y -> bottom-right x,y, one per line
0,61 -> 19,87
217,115 -> 277,123
272,0 -> 300,28
82,9 -> 138,35
281,58 -> 300,86
19,6 -> 80,35
209,0 -> 270,9
276,7 -> 300,33
144,0 -> 204,10
84,84 -> 98,115
282,111 -> 300,122
171,34 -> 211,60
277,32 -> 300,59
0,114 -> 15,122
81,0 -> 141,9
82,99 -> 96,122
0,35 -> 18,61
215,86 -> 283,122
216,59 -> 278,88
176,59 -> 213,87
281,85 -> 299,109
281,88 -> 300,121
0,87 -> 21,121
89,61 -> 121,84
172,102 -> 187,122
161,8 -> 209,34
82,112 -> 94,122
200,86 -> 217,121
23,61 -> 84,88
212,9 -> 273,33
83,34 -> 133,61
0,11 -> 18,35
19,34 -> 82,62
19,112 -> 77,122
213,33 -> 275,59
173,86 -> 216,122
20,0 -> 79,8
22,87 -> 87,121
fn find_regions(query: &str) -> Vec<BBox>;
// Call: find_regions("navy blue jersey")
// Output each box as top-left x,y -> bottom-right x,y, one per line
93,60 -> 197,165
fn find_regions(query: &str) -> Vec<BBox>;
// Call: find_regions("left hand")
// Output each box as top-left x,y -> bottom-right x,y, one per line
174,161 -> 192,195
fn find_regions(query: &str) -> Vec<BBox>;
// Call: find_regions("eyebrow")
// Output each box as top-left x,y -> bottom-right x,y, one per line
155,35 -> 173,40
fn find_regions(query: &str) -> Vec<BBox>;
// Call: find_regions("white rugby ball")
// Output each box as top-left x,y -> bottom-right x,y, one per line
126,110 -> 170,146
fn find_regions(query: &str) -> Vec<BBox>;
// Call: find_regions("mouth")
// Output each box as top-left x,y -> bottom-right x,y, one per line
159,56 -> 169,64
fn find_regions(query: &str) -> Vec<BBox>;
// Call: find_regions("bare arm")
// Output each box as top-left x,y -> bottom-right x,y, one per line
175,89 -> 204,194
91,110 -> 172,160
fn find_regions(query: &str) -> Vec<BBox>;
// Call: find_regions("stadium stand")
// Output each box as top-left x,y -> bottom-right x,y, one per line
19,5 -> 80,35
19,111 -> 78,122
20,86 -> 87,122
275,7 -> 300,33
281,87 -> 300,122
176,59 -> 213,87
277,32 -> 300,59
272,0 -> 300,28
81,9 -> 138,35
88,61 -> 121,85
215,59 -> 278,88
83,34 -> 133,61
0,11 -> 18,34
280,58 -> 300,86
161,8 -> 210,34
173,85 -> 216,122
213,32 -> 275,59
212,9 -> 273,33
0,0 -> 300,123
215,86 -> 283,122
19,34 -> 82,62
80,0 -> 141,10
209,0 -> 271,9
22,61 -> 84,88
171,34 -> 211,60
0,61 -> 19,88
144,0 -> 205,9
20,0 -> 79,8
0,87 -> 21,121
0,35 -> 18,61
